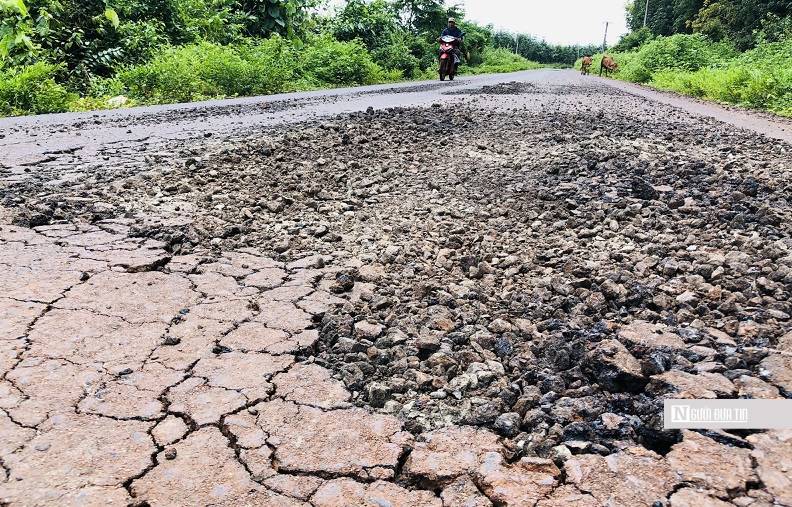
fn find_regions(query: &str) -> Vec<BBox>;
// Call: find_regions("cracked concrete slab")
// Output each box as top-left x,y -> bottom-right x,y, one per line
403,426 -> 503,486
130,427 -> 304,506
311,478 -> 441,506
474,452 -> 560,507
26,308 -> 165,369
564,446 -> 676,506
5,357 -> 103,426
253,399 -> 406,480
747,430 -> 792,506
0,298 -> 45,341
55,271 -> 198,325
253,300 -> 314,333
666,430 -> 754,495
2,197 -> 789,507
193,351 -> 292,400
273,362 -> 351,409
0,413 -> 153,505
167,377 -> 247,425
78,363 -> 184,420
440,476 -> 493,507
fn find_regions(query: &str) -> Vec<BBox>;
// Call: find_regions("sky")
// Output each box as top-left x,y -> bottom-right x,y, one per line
460,0 -> 629,46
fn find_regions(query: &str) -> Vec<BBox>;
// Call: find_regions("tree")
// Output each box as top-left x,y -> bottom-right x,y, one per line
691,0 -> 792,49
625,0 -> 791,50
457,20 -> 490,65
1,0 -> 38,64
332,0 -> 399,51
236,0 -> 318,38
626,0 -> 704,35
332,0 -> 424,76
613,26 -> 654,51
393,0 -> 461,36
13,0 -> 122,85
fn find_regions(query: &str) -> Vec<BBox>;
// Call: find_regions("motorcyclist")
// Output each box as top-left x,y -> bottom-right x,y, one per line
438,17 -> 464,69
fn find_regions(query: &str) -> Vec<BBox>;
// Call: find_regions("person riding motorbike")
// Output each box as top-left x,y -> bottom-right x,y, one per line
438,17 -> 464,71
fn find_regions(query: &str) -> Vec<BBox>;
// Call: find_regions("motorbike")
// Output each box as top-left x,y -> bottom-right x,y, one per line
438,35 -> 460,81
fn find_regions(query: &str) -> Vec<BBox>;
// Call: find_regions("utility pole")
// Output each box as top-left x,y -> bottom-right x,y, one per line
515,35 -> 519,54
602,21 -> 609,53
643,0 -> 650,27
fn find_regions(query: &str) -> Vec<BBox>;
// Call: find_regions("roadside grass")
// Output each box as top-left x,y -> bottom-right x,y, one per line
107,37 -> 396,106
0,38 -> 544,116
0,36 -> 543,116
461,47 -> 542,75
0,63 -> 77,116
578,35 -> 792,117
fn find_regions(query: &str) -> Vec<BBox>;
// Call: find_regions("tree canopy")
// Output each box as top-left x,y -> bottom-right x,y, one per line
625,0 -> 792,49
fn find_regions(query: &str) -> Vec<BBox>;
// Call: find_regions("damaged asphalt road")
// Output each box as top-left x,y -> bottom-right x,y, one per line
1,69 -> 791,506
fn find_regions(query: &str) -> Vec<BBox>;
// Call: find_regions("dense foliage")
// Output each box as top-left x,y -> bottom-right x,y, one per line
583,34 -> 791,117
625,0 -> 792,50
0,0 -> 598,116
605,0 -> 791,116
650,39 -> 792,115
492,30 -> 600,65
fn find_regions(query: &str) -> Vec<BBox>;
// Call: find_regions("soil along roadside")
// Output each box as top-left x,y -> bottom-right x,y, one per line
1,78 -> 791,505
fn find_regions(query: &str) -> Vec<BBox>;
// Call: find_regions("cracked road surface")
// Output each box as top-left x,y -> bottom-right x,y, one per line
1,70 -> 791,506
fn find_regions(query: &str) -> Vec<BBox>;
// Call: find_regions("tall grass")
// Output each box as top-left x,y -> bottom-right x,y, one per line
463,47 -> 541,75
581,35 -> 792,117
116,38 -> 302,104
0,63 -> 76,116
0,35 -> 412,113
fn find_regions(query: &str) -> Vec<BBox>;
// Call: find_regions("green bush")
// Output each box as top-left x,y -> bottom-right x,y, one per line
406,35 -> 437,72
590,36 -> 791,118
0,62 -> 76,115
86,75 -> 127,98
300,36 -> 387,86
235,37 -> 300,93
118,43 -> 230,103
332,0 -> 399,53
464,47 -> 540,75
755,14 -> 792,45
459,21 -> 492,66
610,52 -> 645,81
117,20 -> 170,64
613,27 -> 654,52
116,37 -> 299,104
114,35 -> 394,105
618,33 -> 737,83
373,42 -> 419,78
648,40 -> 792,116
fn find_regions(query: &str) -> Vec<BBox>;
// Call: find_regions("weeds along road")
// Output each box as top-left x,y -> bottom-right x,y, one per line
0,69 -> 791,506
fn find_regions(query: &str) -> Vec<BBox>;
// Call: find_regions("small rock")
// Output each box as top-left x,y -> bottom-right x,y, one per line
163,335 -> 181,346
493,412 -> 521,437
586,339 -> 645,392
354,321 -> 384,340
367,382 -> 391,408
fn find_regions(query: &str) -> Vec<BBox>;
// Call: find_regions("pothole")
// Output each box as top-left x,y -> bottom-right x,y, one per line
4,95 -> 791,464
